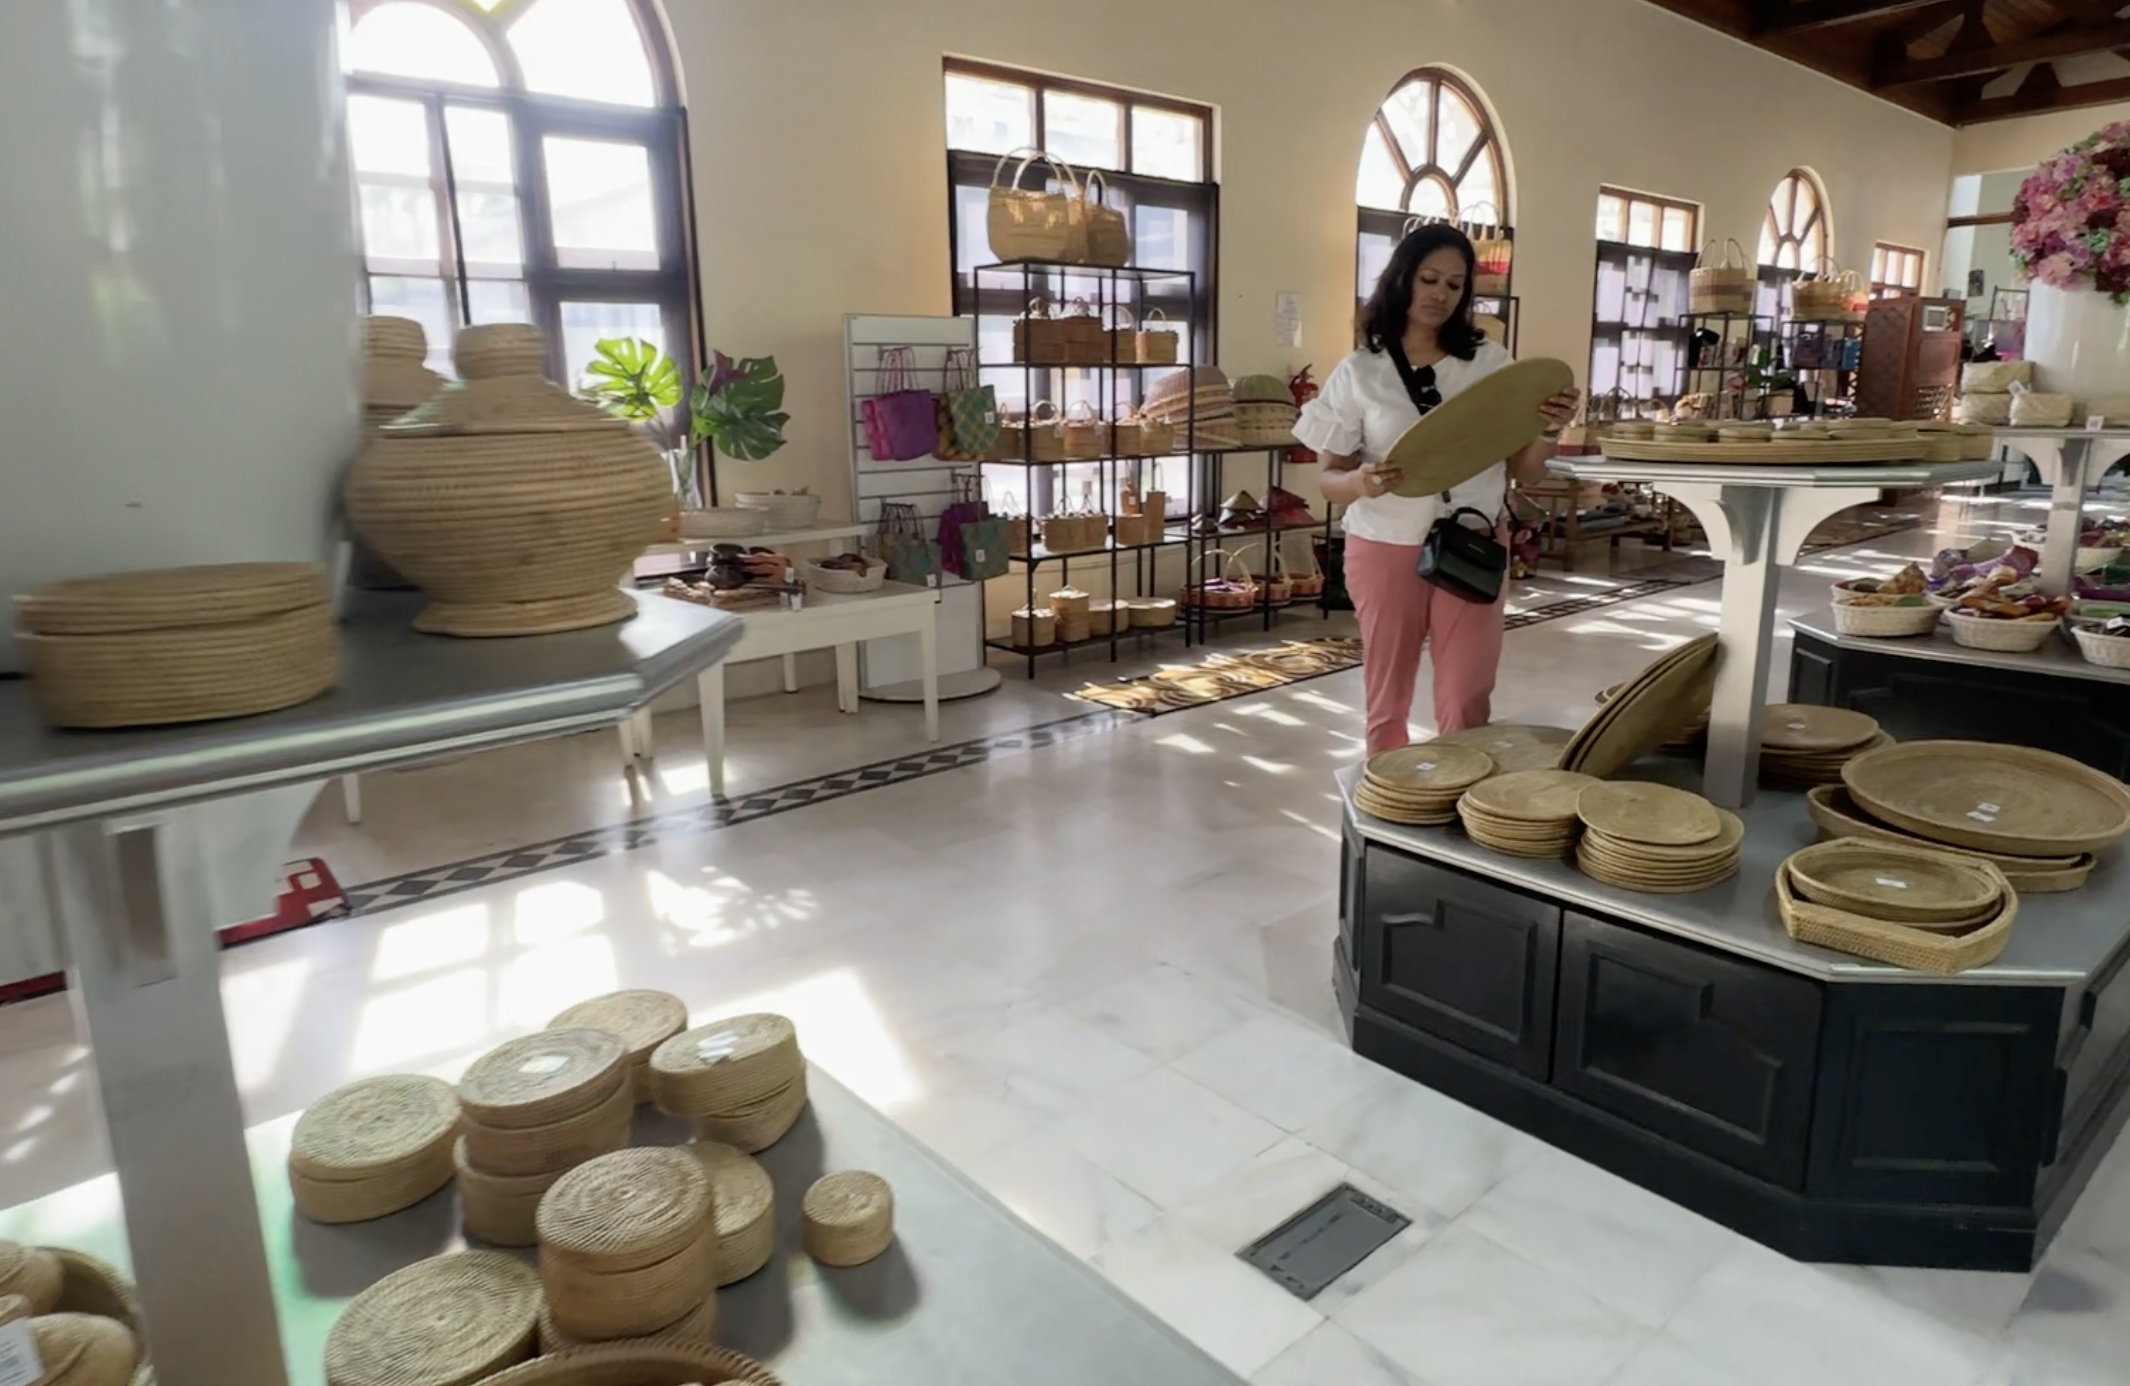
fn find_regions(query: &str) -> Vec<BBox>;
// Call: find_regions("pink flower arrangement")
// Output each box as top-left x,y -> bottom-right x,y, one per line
2012,122 -> 2130,303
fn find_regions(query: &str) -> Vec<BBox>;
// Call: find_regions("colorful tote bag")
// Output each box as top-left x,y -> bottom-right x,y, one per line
861,346 -> 939,462
875,502 -> 941,588
944,346 -> 1000,456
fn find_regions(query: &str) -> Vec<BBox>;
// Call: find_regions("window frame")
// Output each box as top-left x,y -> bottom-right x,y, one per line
343,0 -> 700,400
1589,187 -> 1702,414
943,57 -> 1213,183
1759,168 -> 1830,272
1596,186 -> 1700,255
1359,68 -> 1510,224
1871,242 -> 1927,300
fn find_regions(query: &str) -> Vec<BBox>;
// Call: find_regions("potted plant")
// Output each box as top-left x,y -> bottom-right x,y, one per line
693,352 -> 814,529
581,337 -> 695,509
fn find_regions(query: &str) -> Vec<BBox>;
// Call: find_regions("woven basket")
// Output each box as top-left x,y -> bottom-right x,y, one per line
801,1171 -> 895,1267
1063,401 -> 1107,460
732,492 -> 822,531
686,1141 -> 777,1286
1080,169 -> 1134,267
0,1244 -> 62,1315
650,1015 -> 803,1116
456,1139 -> 567,1247
364,316 -> 444,415
1948,611 -> 2058,652
1012,608 -> 1057,648
461,1074 -> 634,1178
1689,239 -> 1754,316
460,1029 -> 628,1130
2010,391 -> 2075,427
539,1149 -> 714,1274
1014,302 -> 1081,364
677,509 -> 767,541
25,1314 -> 134,1386
48,1248 -> 151,1386
1183,550 -> 1260,611
481,1345 -> 781,1386
550,991 -> 689,1105
800,558 -> 887,595
1831,600 -> 1940,638
1235,401 -> 1299,447
18,572 -> 338,730
987,148 -> 1085,265
692,1071 -> 809,1154
1127,597 -> 1179,628
1040,513 -> 1105,554
541,1219 -> 719,1342
538,1293 -> 720,1353
1251,547 -> 1298,605
2075,624 -> 2130,668
1113,512 -> 1164,547
348,325 -> 670,637
1961,361 -> 2032,393
1287,547 -> 1327,599
1136,309 -> 1180,365
1776,862 -> 2014,974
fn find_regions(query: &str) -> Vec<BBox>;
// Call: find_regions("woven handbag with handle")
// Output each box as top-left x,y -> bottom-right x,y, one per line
1690,239 -> 1755,316
875,502 -> 941,588
862,346 -> 939,462
1080,170 -> 1134,267
988,148 -> 1087,264
942,346 -> 998,457
1462,203 -> 1513,297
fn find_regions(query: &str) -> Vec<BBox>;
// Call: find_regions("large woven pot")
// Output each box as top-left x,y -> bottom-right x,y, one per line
351,317 -> 446,592
347,325 -> 670,637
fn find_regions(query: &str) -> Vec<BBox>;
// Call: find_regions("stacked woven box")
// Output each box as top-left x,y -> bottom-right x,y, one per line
536,1149 -> 720,1342
689,1141 -> 778,1287
454,1029 -> 632,1247
651,1014 -> 809,1153
1141,366 -> 1239,448
548,990 -> 689,1104
801,1171 -> 896,1267
288,1076 -> 461,1224
1955,360 -> 2030,426
324,1252 -> 541,1386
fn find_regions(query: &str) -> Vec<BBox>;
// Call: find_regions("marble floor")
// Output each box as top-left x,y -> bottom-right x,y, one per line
4,486 -> 2127,1385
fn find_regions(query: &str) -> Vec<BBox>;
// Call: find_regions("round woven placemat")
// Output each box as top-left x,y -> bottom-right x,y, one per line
1761,704 -> 1879,753
30,1313 -> 137,1386
1461,769 -> 1600,824
650,1015 -> 802,1115
291,1076 -> 460,1182
459,1029 -> 627,1131
693,1072 -> 809,1154
539,1219 -> 718,1341
538,1291 -> 719,1353
537,1149 -> 712,1273
1576,782 -> 1721,846
23,602 -> 338,729
460,1072 -> 633,1178
476,1344 -> 782,1386
801,1171 -> 894,1268
1365,744 -> 1494,795
16,563 -> 328,636
1431,724 -> 1574,775
0,1241 -> 61,1315
1582,808 -> 1745,865
324,1253 -> 540,1386
687,1142 -> 776,1285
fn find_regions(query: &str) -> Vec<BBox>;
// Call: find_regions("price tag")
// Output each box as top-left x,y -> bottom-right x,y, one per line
974,548 -> 987,562
1786,720 -> 1807,732
925,573 -> 940,589
697,1031 -> 743,1065
2090,414 -> 2107,433
1873,876 -> 1910,890
1416,761 -> 1437,773
0,1318 -> 45,1386
518,1054 -> 569,1077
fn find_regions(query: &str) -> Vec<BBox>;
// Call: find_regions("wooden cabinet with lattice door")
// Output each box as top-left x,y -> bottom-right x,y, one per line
1856,297 -> 1964,420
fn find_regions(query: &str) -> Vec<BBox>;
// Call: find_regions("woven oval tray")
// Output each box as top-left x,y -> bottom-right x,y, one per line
459,1029 -> 627,1131
1384,358 -> 1575,497
1802,786 -> 2083,871
537,1149 -> 712,1273
1596,436 -> 1929,465
1460,769 -> 1601,824
1785,840 -> 2004,926
324,1253 -> 539,1386
650,1015 -> 803,1115
1843,740 -> 2130,856
1581,807 -> 1745,865
1576,782 -> 1721,846
1365,743 -> 1495,795
801,1171 -> 895,1268
476,1344 -> 781,1386
1565,637 -> 1719,779
290,1076 -> 460,1182
1777,862 -> 2014,975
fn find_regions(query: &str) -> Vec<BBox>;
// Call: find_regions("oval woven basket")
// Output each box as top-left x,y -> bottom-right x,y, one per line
1776,861 -> 2014,975
1784,839 -> 2006,927
800,558 -> 887,595
2074,624 -> 2130,669
46,1250 -> 151,1386
1947,611 -> 2059,653
347,324 -> 671,638
1842,739 -> 2130,856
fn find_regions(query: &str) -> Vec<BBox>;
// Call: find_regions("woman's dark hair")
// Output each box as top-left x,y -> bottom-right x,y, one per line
1360,223 -> 1483,361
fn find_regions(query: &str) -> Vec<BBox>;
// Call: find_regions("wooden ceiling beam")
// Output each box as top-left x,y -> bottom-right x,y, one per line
1635,0 -> 1959,121
1956,70 -> 2130,120
1751,0 -> 1953,31
1876,18 -> 2130,85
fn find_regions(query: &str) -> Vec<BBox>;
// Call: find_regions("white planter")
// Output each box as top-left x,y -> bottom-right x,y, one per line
2023,281 -> 2130,409
0,0 -> 359,671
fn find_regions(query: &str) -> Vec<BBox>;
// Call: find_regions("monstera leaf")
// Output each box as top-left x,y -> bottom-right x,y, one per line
581,337 -> 682,423
691,351 -> 789,461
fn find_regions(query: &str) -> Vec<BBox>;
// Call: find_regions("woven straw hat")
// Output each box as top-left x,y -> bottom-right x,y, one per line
323,1253 -> 540,1386
536,1291 -> 719,1353
686,1141 -> 776,1286
538,1149 -> 713,1274
801,1171 -> 895,1268
27,1313 -> 137,1386
459,1067 -> 633,1178
650,1015 -> 802,1117
474,1344 -> 782,1386
0,1243 -> 61,1316
550,992 -> 689,1104
459,1029 -> 627,1130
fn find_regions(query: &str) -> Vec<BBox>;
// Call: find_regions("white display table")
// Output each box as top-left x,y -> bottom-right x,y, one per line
0,591 -> 741,1386
1995,428 -> 2130,595
1545,456 -> 2000,808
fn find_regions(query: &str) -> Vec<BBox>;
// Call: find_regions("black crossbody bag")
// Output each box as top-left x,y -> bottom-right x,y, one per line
1386,343 -> 1508,605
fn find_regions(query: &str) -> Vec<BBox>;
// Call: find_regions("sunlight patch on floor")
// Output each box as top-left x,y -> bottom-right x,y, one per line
515,881 -> 606,946
373,904 -> 491,982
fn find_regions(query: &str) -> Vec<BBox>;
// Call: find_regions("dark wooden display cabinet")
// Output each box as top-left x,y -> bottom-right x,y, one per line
1337,833 -> 2130,1271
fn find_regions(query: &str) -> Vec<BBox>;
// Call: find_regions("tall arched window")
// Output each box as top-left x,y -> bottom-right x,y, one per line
1758,169 -> 1829,271
1355,69 -> 1511,328
342,0 -> 694,390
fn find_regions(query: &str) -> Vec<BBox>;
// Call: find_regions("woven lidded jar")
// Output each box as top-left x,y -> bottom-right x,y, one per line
362,316 -> 444,431
346,324 -> 672,637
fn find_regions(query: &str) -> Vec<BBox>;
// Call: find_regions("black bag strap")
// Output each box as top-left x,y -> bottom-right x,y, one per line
1386,342 -> 1450,502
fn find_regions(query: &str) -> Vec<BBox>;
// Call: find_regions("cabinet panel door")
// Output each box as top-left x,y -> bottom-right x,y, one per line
1357,845 -> 1560,1079
1556,913 -> 1822,1188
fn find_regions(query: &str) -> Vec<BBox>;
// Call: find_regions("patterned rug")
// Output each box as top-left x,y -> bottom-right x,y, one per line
1069,637 -> 1365,715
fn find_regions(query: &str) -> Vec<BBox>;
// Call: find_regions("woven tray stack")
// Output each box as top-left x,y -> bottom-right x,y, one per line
454,1030 -> 633,1247
651,1014 -> 809,1153
15,563 -> 338,729
801,1171 -> 896,1267
289,1076 -> 461,1224
324,1252 -> 541,1386
1141,366 -> 1239,449
1575,782 -> 1742,894
549,991 -> 690,1105
536,1149 -> 720,1343
1759,704 -> 1888,787
1457,769 -> 1599,859
1777,840 -> 2016,974
1353,744 -> 1496,826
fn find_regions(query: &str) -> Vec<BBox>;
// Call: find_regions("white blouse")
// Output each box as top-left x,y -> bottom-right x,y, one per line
1293,340 -> 1516,547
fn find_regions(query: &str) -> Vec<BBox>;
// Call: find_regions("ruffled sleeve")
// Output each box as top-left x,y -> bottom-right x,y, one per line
1292,354 -> 1366,457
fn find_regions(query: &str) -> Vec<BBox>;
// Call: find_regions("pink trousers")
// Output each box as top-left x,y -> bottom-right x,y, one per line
1345,533 -> 1507,755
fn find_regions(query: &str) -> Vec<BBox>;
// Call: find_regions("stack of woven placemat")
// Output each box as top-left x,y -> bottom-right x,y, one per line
650,1014 -> 808,1153
288,1076 -> 461,1224
536,1149 -> 719,1342
454,1029 -> 632,1246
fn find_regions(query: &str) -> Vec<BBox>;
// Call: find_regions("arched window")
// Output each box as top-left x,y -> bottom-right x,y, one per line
1759,169 -> 1829,272
1355,69 -> 1512,333
342,0 -> 692,389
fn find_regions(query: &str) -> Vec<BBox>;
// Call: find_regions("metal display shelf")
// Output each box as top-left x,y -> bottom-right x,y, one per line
1544,455 -> 2000,808
0,589 -> 742,1386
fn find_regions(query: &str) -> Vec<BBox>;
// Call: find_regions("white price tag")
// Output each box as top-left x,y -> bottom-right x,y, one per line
1785,720 -> 1807,731
1873,876 -> 1910,890
2090,414 -> 2107,433
518,1054 -> 569,1077
1416,761 -> 1437,773
974,548 -> 987,562
697,1031 -> 743,1065
1968,809 -> 1998,823
0,1318 -> 45,1386
925,573 -> 940,589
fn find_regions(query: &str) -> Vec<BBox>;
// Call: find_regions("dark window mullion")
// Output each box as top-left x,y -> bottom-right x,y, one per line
428,93 -> 474,331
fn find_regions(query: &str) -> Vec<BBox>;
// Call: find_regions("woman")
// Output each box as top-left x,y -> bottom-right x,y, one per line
1294,224 -> 1579,755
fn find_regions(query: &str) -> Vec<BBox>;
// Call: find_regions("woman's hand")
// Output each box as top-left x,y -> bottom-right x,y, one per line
1538,387 -> 1582,434
1356,460 -> 1403,499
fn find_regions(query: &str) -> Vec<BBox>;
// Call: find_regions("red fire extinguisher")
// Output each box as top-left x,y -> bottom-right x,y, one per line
1288,366 -> 1319,464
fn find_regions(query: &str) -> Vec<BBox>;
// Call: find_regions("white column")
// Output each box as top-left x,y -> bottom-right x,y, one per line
0,0 -> 359,671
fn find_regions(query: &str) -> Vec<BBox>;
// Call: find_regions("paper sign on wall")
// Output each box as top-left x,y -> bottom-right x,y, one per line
1276,292 -> 1303,348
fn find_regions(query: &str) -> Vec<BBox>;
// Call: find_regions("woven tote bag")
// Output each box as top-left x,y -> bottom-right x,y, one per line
1080,171 -> 1134,268
988,148 -> 1084,264
861,346 -> 939,462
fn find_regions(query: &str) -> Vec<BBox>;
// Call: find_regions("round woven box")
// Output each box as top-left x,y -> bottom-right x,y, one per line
693,1071 -> 809,1155
650,1015 -> 802,1117
687,1141 -> 776,1286
550,992 -> 689,1104
16,564 -> 338,730
478,1344 -> 782,1386
537,1291 -> 719,1352
324,1252 -> 540,1386
460,1074 -> 633,1179
289,1076 -> 460,1223
455,1138 -> 569,1247
0,1242 -> 62,1315
346,324 -> 673,639
801,1171 -> 895,1268
538,1149 -> 713,1274
28,1313 -> 137,1386
460,1029 -> 628,1131
539,1219 -> 718,1342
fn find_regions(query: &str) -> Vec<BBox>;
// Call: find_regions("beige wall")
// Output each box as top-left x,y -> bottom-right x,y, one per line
665,0 -> 1956,515
1952,104 -> 2130,177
